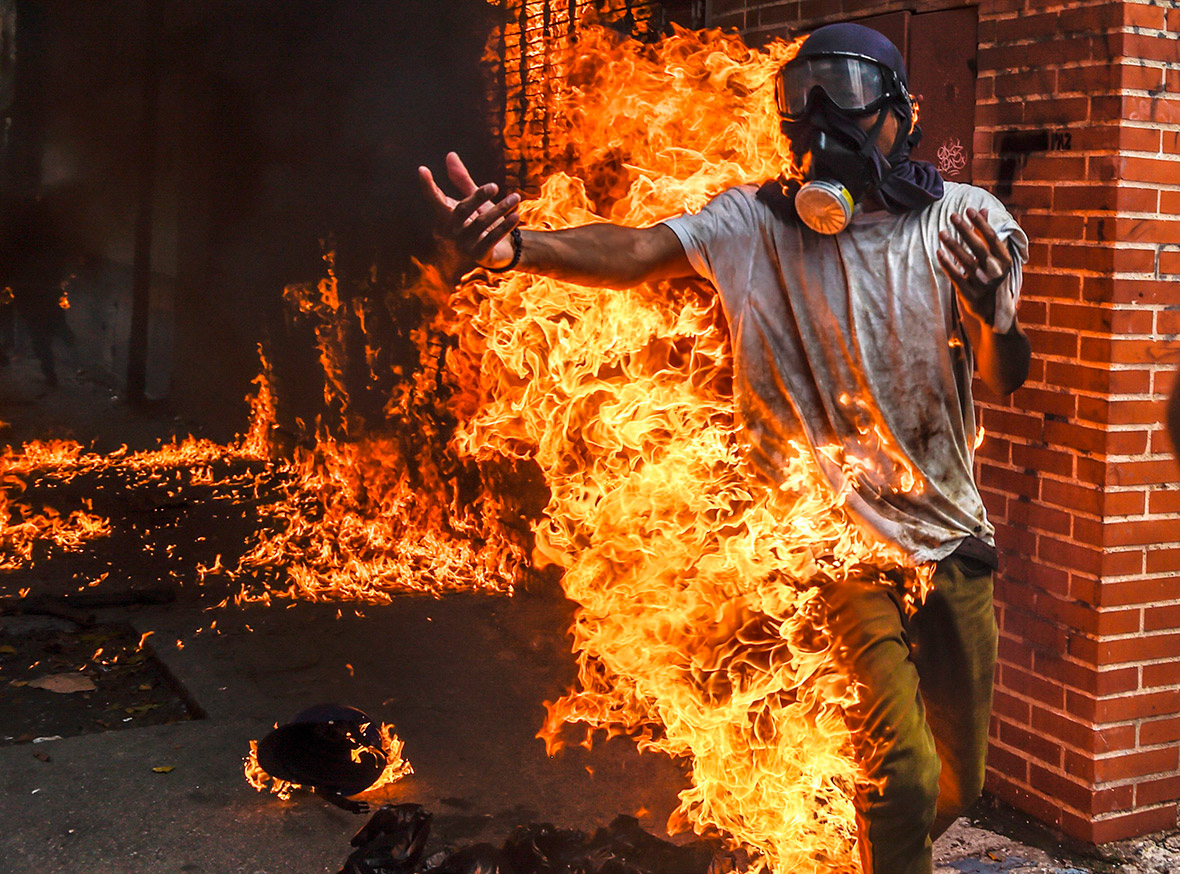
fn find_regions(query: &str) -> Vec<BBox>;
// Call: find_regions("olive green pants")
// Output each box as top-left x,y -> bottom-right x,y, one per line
819,555 -> 998,874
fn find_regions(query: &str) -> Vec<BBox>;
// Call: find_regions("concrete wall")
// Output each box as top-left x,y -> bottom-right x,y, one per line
4,0 -> 500,438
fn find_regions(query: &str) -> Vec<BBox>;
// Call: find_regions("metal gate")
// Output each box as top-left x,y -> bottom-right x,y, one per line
485,0 -> 699,191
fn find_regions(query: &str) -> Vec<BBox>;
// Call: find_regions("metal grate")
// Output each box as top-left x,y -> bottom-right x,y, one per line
485,0 -> 672,192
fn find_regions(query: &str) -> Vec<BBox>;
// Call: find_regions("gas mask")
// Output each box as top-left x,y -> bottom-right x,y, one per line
790,115 -> 894,234
775,46 -> 911,234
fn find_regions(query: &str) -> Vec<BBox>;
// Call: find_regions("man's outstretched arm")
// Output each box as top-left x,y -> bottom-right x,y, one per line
418,152 -> 693,289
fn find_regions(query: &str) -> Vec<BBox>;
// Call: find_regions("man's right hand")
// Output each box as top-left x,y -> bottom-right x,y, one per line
418,152 -> 520,270
419,151 -> 693,289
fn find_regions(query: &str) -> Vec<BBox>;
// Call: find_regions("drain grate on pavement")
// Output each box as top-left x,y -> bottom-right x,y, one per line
0,618 -> 202,744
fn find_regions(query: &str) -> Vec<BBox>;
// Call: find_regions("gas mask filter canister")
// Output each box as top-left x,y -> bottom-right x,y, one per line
794,178 -> 856,235
791,125 -> 885,235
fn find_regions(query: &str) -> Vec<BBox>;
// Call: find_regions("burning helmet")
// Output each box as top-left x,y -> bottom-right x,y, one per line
774,23 -> 916,234
256,703 -> 387,797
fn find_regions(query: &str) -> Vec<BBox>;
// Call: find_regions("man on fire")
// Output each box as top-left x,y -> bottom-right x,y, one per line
421,23 -> 1030,874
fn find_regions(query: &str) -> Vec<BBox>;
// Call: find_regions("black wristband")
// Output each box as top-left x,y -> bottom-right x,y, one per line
486,227 -> 523,273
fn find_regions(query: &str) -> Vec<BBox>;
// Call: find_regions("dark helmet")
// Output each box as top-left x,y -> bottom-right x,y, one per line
775,22 -> 913,133
255,703 -> 387,797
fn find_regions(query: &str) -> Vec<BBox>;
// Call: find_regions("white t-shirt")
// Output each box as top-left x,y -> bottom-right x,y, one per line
663,181 -> 1028,565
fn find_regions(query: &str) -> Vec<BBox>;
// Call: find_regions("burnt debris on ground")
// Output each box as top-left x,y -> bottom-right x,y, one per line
340,804 -> 716,874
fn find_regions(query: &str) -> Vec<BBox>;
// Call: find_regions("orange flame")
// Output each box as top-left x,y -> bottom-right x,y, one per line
243,737 -> 299,800
0,424 -> 271,571
1,15 -> 936,872
449,17 -> 931,872
207,252 -> 531,606
0,447 -> 113,568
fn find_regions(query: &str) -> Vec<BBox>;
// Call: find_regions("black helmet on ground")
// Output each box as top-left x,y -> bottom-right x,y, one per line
256,703 -> 387,798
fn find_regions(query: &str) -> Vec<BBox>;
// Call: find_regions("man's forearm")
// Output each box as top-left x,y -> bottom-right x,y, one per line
517,224 -> 690,289
975,318 -> 1030,396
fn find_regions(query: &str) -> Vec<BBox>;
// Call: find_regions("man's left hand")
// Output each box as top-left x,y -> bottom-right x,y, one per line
937,208 -> 1015,333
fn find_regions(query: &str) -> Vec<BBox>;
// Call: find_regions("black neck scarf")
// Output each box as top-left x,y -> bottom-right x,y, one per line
758,109 -> 944,226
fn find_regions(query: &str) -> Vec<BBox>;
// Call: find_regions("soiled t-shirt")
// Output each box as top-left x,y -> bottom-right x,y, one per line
662,181 -> 1028,565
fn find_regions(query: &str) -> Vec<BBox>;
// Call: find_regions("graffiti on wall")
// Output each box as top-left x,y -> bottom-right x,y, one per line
996,128 -> 1072,200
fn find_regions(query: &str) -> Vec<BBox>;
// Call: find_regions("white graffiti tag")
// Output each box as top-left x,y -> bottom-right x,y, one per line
937,137 -> 967,177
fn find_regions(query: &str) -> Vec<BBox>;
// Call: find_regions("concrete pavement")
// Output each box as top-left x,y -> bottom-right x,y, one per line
2,361 -> 1178,874
5,588 -> 1177,874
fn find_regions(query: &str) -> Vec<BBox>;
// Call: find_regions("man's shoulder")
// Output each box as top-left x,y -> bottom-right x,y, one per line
913,181 -> 1017,236
704,182 -> 763,209
935,180 -> 1007,213
723,182 -> 762,198
671,182 -> 768,227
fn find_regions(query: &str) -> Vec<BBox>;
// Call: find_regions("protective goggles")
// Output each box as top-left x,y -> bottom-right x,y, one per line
775,53 -> 905,121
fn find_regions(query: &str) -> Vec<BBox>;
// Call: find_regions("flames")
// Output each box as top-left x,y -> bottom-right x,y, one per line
0,430 -> 263,573
0,290 -> 529,603
0,15 -> 939,874
222,258 -> 530,605
450,17 -> 932,873
243,738 -> 299,800
0,486 -> 109,569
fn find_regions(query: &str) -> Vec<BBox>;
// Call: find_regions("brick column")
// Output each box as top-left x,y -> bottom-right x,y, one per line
974,0 -> 1180,842
705,0 -> 1180,844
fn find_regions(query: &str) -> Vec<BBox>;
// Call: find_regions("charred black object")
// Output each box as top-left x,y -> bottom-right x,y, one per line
503,816 -> 713,874
427,843 -> 513,874
341,803 -> 433,874
257,704 -> 387,803
341,809 -> 715,874
587,815 -> 713,874
501,823 -> 589,874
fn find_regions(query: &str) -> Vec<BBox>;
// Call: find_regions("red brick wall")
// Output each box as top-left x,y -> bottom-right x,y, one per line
706,0 -> 1180,845
974,0 -> 1180,843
